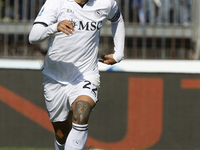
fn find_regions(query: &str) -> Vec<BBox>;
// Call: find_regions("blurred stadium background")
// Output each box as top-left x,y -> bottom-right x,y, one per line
1,0 -> 200,150
0,0 -> 199,59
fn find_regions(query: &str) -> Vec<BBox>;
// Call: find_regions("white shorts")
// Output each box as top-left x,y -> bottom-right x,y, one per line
43,74 -> 100,122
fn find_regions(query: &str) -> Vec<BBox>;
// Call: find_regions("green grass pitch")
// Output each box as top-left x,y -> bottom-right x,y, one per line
0,148 -> 103,150
0,149 -> 54,150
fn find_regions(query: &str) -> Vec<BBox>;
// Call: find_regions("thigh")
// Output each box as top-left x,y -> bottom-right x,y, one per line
68,76 -> 100,106
69,76 -> 100,124
43,75 -> 71,122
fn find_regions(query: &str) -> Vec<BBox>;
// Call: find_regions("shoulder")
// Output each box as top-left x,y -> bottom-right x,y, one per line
35,0 -> 63,21
94,0 -> 116,7
43,0 -> 63,8
104,0 -> 116,6
94,0 -> 117,12
41,0 -> 65,15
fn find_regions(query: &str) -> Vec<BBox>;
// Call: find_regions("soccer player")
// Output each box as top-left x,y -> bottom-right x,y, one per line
29,0 -> 125,149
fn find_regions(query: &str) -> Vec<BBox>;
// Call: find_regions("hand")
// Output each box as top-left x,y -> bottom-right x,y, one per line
99,54 -> 117,65
57,20 -> 75,35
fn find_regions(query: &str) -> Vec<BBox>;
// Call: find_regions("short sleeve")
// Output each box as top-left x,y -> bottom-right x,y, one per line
34,0 -> 60,26
108,0 -> 121,22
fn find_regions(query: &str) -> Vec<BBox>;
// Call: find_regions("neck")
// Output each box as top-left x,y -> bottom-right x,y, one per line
75,0 -> 89,4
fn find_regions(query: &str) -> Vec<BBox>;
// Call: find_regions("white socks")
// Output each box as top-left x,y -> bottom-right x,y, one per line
65,123 -> 88,150
54,136 -> 65,150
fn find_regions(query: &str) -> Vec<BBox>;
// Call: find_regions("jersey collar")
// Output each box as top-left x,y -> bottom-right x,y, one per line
67,0 -> 91,3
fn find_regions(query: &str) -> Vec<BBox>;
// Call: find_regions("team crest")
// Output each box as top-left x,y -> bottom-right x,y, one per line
94,10 -> 102,18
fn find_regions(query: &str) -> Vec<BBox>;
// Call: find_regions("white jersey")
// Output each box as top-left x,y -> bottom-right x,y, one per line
33,0 -> 123,84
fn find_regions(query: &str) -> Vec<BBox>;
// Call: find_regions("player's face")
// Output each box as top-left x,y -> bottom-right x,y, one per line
75,0 -> 89,4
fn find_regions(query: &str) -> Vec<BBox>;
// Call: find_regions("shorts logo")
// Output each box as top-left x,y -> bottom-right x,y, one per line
94,9 -> 102,18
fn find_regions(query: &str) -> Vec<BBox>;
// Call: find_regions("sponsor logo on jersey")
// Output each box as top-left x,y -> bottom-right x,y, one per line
78,21 -> 103,31
69,19 -> 78,28
66,9 -> 74,14
68,19 -> 103,31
